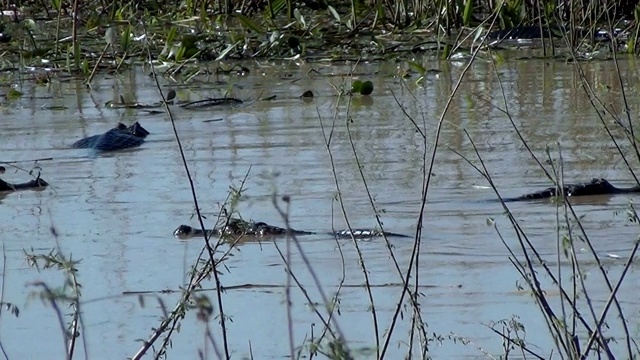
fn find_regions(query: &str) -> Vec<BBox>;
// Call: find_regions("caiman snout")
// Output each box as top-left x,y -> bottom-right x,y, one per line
173,225 -> 195,240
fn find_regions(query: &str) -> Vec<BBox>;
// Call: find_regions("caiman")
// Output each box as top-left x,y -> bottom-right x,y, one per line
72,122 -> 149,152
0,176 -> 48,192
174,217 -> 410,240
504,178 -> 640,202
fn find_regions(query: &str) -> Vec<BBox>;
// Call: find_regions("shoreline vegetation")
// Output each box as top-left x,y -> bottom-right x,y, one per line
2,0 -> 640,359
0,0 -> 639,77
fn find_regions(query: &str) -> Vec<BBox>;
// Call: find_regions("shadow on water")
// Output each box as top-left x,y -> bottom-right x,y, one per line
1,58 -> 639,358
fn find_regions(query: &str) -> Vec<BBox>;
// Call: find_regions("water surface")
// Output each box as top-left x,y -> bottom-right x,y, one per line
1,58 -> 640,358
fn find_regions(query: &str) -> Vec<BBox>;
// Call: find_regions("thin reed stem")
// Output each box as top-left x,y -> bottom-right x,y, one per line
380,8 -> 501,357
270,192 -> 346,343
132,24 -> 231,360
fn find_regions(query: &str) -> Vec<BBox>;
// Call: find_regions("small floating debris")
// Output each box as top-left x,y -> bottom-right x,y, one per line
106,101 -> 163,109
288,36 -> 301,54
215,65 -> 250,76
606,253 -> 621,259
105,95 -> 164,109
300,90 -> 313,99
40,104 -> 69,110
140,109 -> 164,115
180,97 -> 243,109
166,89 -> 176,103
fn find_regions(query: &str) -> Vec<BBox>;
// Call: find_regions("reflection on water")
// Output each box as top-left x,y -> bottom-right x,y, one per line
1,58 -> 639,358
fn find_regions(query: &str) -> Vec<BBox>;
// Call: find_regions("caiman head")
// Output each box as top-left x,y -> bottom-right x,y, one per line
173,225 -> 196,240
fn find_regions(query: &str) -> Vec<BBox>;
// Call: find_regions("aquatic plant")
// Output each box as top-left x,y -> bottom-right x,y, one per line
0,0 -> 635,83
24,228 -> 86,360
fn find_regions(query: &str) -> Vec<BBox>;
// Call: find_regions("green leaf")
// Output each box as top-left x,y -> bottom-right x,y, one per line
407,61 -> 426,75
463,0 -> 473,26
294,8 -> 305,29
166,26 -> 178,45
23,19 -> 37,31
440,43 -> 451,60
215,41 -> 240,61
82,58 -> 90,75
7,89 -> 23,99
328,5 -> 341,23
174,46 -> 185,62
264,0 -> 286,19
351,79 -> 363,93
472,26 -> 483,44
121,25 -> 132,52
234,14 -> 264,34
492,51 -> 505,63
182,34 -> 198,49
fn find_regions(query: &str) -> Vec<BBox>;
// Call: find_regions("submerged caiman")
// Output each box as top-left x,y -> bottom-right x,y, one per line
0,176 -> 48,192
503,178 -> 640,202
174,217 -> 410,240
72,122 -> 150,152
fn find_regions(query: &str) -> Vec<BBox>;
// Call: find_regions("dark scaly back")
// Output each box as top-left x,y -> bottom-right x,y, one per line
0,177 -> 48,191
511,178 -> 626,201
92,129 -> 145,151
71,134 -> 102,149
72,122 -> 148,151
565,178 -> 618,196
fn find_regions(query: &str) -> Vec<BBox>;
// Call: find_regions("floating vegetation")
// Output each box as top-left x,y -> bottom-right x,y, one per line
360,81 -> 373,96
351,80 -> 373,96
0,0 -> 634,82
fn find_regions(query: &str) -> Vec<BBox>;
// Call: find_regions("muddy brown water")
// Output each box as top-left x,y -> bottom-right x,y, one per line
1,58 -> 640,358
